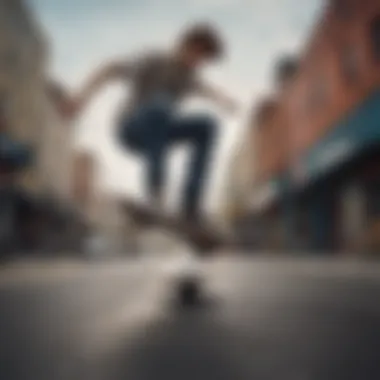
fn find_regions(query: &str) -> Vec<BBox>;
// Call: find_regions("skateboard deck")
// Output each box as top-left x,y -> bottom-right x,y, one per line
121,199 -> 228,253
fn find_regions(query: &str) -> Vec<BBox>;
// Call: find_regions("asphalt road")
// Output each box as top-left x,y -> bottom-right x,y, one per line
1,256 -> 380,380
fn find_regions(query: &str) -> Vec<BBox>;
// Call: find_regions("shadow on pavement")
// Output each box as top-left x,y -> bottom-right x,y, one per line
106,307 -> 250,380
103,288 -> 380,380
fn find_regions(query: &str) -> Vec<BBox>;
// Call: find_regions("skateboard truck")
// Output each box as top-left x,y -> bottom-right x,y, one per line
122,199 -> 228,255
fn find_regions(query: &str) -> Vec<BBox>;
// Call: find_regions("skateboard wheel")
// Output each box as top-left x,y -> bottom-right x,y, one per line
177,277 -> 202,307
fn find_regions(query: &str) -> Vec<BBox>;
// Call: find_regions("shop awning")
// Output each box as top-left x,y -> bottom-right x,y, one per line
291,88 -> 380,187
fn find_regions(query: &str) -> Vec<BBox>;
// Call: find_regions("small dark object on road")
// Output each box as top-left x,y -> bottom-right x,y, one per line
176,277 -> 202,308
122,199 -> 228,254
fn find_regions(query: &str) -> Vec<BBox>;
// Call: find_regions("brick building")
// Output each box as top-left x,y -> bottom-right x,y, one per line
250,0 -> 380,253
248,97 -> 289,249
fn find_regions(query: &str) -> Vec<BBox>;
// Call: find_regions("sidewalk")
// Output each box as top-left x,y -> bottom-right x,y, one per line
0,255 -> 87,286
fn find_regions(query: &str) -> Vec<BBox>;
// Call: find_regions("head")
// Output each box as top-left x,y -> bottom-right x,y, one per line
176,23 -> 224,68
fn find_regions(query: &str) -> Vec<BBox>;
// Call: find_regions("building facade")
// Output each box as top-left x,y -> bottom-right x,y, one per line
0,0 -> 76,202
248,97 -> 290,250
285,0 -> 380,253
90,192 -> 138,253
224,126 -> 255,221
222,123 -> 259,248
70,150 -> 138,253
249,0 -> 380,254
71,150 -> 97,218
0,1 -> 139,253
39,80 -> 74,202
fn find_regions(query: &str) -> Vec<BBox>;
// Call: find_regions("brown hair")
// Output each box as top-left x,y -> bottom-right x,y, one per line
179,23 -> 224,59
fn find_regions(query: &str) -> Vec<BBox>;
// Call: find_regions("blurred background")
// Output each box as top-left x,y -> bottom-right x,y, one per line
1,0 -> 380,256
1,2 -> 380,380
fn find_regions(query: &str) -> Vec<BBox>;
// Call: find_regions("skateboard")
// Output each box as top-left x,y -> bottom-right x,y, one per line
121,199 -> 229,306
121,199 -> 229,255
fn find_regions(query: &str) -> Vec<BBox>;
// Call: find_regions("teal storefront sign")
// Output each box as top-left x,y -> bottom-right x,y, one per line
294,88 -> 380,186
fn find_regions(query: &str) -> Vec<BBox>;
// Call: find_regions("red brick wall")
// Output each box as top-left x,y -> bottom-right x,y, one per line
253,95 -> 290,184
288,0 -> 380,160
254,0 -> 380,182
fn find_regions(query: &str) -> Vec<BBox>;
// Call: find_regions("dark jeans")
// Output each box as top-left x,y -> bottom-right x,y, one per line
118,98 -> 217,218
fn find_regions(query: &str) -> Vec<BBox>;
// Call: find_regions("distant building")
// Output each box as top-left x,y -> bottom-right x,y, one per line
70,151 -> 138,253
38,80 -> 74,203
247,97 -> 289,250
0,0 -> 75,202
71,150 -> 97,218
89,192 -> 138,253
0,1 -> 141,253
249,0 -> 380,254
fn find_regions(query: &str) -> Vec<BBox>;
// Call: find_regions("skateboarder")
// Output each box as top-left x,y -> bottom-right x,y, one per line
68,23 -> 238,223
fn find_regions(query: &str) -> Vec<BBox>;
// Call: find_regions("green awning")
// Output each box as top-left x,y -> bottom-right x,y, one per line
294,88 -> 380,185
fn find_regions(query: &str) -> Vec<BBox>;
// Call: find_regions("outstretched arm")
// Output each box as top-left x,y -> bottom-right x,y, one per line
71,61 -> 129,116
196,82 -> 239,115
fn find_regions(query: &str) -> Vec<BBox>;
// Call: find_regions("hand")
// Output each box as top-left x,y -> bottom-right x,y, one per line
223,98 -> 240,116
198,84 -> 240,116
59,98 -> 82,120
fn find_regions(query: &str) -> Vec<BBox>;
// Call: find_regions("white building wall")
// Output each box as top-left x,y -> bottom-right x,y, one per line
38,95 -> 74,202
0,0 -> 47,192
0,0 -> 74,202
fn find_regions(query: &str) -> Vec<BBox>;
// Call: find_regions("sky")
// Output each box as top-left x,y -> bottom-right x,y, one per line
29,0 -> 322,214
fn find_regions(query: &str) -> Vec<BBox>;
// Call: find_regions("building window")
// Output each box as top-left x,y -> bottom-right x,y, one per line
370,15 -> 380,62
341,45 -> 359,83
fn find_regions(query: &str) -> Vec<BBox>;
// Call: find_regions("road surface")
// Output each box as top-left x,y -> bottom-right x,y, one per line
0,256 -> 380,380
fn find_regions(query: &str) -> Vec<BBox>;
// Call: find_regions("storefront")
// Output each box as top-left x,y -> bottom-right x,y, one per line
247,178 -> 289,250
285,89 -> 380,254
